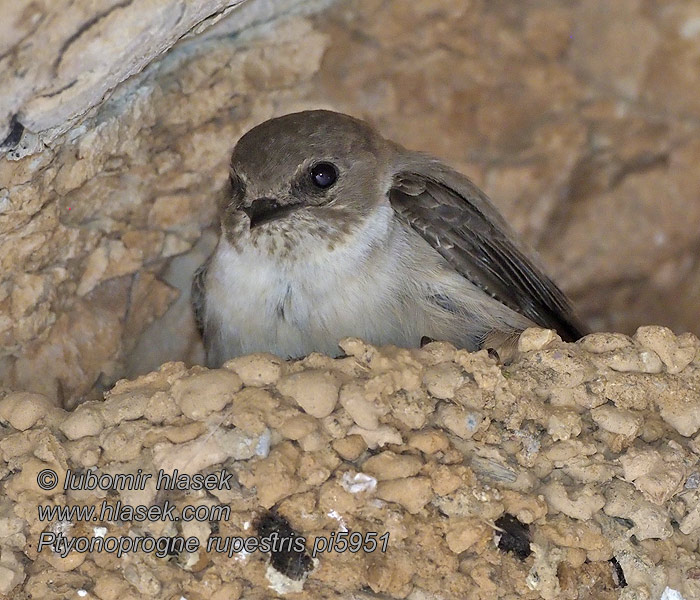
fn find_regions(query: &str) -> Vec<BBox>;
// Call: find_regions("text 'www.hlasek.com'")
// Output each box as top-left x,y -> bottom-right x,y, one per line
35,467 -> 390,559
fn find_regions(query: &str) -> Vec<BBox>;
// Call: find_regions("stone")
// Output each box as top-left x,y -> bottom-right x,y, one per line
223,353 -> 285,386
0,392 -> 57,431
0,1 -> 250,143
445,518 -> 488,554
634,326 -> 696,374
338,382 -> 386,429
590,405 -> 643,438
331,435 -> 367,461
542,480 -> 605,521
171,370 -> 242,420
518,328 -> 561,352
277,370 -> 341,418
407,429 -> 450,454
376,477 -> 433,514
59,404 -> 105,440
361,451 -> 423,481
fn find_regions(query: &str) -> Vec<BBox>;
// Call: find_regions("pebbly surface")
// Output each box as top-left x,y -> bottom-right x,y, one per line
1,327 -> 699,599
3,0 -> 700,405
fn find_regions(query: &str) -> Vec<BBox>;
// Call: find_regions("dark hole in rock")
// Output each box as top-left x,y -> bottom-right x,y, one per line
494,513 -> 531,560
255,510 -> 312,580
612,516 -> 635,529
0,115 -> 24,150
420,336 -> 435,347
610,557 -> 627,588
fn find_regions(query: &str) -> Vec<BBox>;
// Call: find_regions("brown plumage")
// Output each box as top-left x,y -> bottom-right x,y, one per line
193,110 -> 586,366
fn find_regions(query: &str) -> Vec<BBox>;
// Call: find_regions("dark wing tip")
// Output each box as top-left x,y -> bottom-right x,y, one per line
191,261 -> 208,340
389,165 -> 588,342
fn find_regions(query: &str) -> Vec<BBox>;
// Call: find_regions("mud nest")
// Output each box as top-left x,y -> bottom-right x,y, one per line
1,327 -> 699,599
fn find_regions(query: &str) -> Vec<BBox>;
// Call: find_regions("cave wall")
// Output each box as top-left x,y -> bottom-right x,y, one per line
0,0 -> 335,404
2,0 -> 700,405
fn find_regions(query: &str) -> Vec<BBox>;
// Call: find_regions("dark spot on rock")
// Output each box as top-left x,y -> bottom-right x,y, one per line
611,516 -> 634,529
495,513 -> 531,560
610,556 -> 627,587
1,115 -> 24,151
420,336 -> 435,347
255,510 -> 312,580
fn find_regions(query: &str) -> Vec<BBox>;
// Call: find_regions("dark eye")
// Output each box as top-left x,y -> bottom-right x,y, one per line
309,162 -> 338,189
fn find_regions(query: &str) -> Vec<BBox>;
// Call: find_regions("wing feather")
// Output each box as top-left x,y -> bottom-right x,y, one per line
191,259 -> 209,340
389,163 -> 586,341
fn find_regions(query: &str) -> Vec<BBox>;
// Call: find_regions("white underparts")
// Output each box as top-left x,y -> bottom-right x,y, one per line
204,204 -> 531,364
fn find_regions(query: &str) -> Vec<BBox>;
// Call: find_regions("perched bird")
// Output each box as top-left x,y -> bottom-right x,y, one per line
193,110 -> 586,367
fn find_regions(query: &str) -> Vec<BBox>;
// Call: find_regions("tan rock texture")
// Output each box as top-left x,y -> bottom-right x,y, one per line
2,0 -> 700,404
1,330 -> 700,599
0,0 -> 333,404
0,0 -> 333,145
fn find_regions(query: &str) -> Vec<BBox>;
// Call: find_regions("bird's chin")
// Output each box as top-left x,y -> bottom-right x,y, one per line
237,209 -> 313,244
220,208 -> 299,244
223,204 -> 354,254
246,206 -> 301,229
243,201 -> 303,229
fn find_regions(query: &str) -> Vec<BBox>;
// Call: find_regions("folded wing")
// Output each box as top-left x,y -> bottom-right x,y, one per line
389,157 -> 587,342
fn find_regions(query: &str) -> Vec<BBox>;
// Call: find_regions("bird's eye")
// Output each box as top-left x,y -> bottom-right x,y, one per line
309,162 -> 338,189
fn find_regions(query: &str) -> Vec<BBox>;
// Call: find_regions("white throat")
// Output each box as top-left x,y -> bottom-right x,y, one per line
205,204 -> 412,361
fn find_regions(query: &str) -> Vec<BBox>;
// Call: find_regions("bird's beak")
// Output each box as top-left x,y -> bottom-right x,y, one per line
241,197 -> 300,228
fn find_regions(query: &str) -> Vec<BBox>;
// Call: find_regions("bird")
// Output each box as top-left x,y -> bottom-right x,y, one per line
192,109 -> 587,367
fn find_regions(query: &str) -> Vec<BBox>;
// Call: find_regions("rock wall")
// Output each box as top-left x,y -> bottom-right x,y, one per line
1,328 -> 699,599
0,0 -> 247,147
2,0 -> 700,404
0,0 -> 334,404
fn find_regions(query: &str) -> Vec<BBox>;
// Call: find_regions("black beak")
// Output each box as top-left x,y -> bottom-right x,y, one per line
241,197 -> 300,228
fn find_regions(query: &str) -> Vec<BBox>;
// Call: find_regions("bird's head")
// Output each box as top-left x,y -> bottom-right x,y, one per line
220,110 -> 397,249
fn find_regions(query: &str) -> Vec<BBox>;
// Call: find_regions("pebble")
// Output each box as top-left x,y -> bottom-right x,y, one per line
59,403 -> 105,440
361,451 -> 423,481
0,391 -> 56,431
171,370 -> 242,420
518,328 -> 561,352
376,477 -> 433,514
223,353 -> 284,386
276,369 -> 341,418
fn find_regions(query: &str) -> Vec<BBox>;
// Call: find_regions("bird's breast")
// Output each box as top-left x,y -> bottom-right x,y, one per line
206,205 -> 418,359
